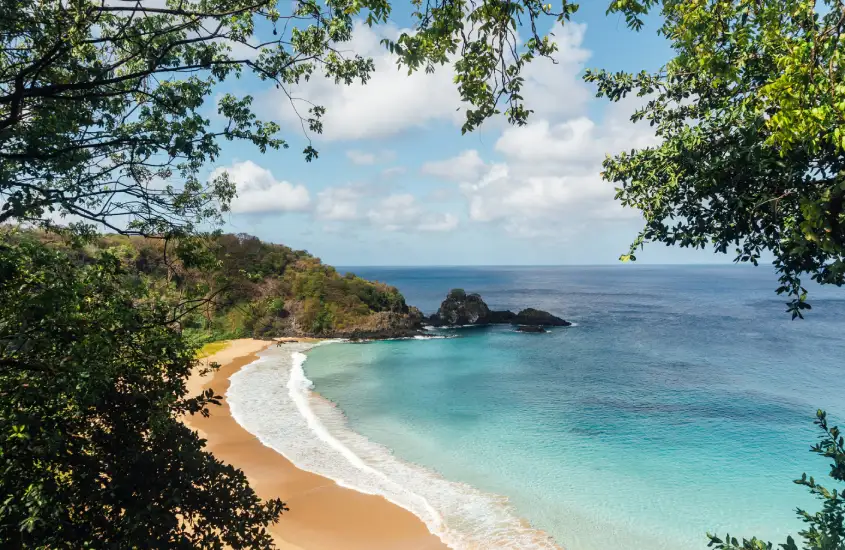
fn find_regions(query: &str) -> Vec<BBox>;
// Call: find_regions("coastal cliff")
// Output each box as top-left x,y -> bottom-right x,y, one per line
29,231 -> 424,340
171,234 -> 426,340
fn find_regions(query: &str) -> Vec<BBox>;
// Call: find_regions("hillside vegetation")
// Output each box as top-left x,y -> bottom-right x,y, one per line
23,231 -> 422,342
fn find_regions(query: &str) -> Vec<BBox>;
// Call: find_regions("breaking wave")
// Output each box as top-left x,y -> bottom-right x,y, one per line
227,342 -> 561,550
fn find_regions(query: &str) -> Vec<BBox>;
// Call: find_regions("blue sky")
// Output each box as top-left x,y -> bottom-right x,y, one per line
207,4 -> 731,266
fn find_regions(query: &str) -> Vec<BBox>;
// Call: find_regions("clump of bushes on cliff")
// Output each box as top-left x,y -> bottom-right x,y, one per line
200,234 -> 410,337
24,230 -> 412,339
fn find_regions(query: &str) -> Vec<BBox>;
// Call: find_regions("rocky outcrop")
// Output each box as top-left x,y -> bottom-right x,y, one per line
268,305 -> 426,340
345,327 -> 425,341
428,289 -> 492,326
338,308 -> 425,340
427,289 -> 570,328
512,308 -> 571,327
487,310 -> 517,323
516,325 -> 547,333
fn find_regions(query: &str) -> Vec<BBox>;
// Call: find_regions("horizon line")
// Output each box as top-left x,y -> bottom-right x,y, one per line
335,262 -> 757,268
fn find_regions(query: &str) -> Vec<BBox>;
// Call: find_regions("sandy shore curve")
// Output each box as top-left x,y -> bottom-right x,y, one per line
184,338 -> 449,550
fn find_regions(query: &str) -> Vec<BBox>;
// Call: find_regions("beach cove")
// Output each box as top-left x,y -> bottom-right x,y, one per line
184,338 -> 448,550
182,266 -> 845,550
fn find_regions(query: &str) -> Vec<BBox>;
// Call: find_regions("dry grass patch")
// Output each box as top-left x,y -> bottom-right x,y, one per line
195,341 -> 230,359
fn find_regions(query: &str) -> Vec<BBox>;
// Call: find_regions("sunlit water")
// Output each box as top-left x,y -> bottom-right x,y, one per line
229,266 -> 845,550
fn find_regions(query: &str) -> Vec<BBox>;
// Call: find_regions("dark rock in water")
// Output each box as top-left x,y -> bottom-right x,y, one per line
428,288 -> 492,326
512,308 -> 571,327
488,310 -> 517,323
516,325 -> 547,333
428,290 -> 571,328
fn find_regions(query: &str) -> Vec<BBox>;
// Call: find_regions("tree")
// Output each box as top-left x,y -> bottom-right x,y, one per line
586,0 -> 845,318
707,411 -> 845,550
0,234 -> 286,547
1,0 -> 575,236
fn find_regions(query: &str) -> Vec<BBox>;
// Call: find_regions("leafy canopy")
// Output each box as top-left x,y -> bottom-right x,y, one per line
0,233 -> 286,547
587,0 -> 845,317
1,0 -> 576,236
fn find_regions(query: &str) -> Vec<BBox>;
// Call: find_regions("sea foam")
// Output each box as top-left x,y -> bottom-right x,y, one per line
227,342 -> 560,550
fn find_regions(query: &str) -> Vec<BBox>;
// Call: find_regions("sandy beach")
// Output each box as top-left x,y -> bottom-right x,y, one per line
184,338 -> 448,550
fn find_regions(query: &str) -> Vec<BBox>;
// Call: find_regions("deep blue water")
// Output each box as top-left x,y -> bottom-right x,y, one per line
302,265 -> 845,549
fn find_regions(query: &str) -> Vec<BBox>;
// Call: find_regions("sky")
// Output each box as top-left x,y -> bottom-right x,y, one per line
204,3 -> 731,267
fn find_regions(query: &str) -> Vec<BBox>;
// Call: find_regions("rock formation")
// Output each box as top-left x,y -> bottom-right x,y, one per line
511,308 -> 571,327
515,325 -> 547,333
427,289 -> 492,326
427,289 -> 570,328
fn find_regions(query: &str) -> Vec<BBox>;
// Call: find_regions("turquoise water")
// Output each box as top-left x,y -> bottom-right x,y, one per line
298,266 -> 845,549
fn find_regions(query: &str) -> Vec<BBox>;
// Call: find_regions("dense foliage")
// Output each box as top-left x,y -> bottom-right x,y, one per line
0,234 -> 286,547
588,0 -> 845,317
37,230 -> 416,339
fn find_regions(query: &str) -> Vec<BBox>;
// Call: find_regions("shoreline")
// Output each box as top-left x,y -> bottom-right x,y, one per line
184,338 -> 449,550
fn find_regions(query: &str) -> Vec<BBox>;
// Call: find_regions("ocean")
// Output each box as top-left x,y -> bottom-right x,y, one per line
227,265 -> 845,550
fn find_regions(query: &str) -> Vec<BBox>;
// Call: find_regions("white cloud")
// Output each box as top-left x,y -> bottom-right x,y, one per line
494,101 -> 660,175
494,117 -> 600,171
380,166 -> 407,179
257,16 -> 593,143
211,160 -> 310,214
418,213 -> 459,232
233,20 -> 655,243
406,23 -> 601,234
519,22 -> 592,120
421,149 -> 487,182
367,194 -> 458,232
427,187 -> 459,202
220,37 -> 263,61
315,185 -> 362,221
313,184 -> 457,232
346,150 -> 377,165
425,96 -> 658,236
459,163 -> 621,224
264,17 -> 648,237
264,21 -> 463,141
346,149 -> 396,165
